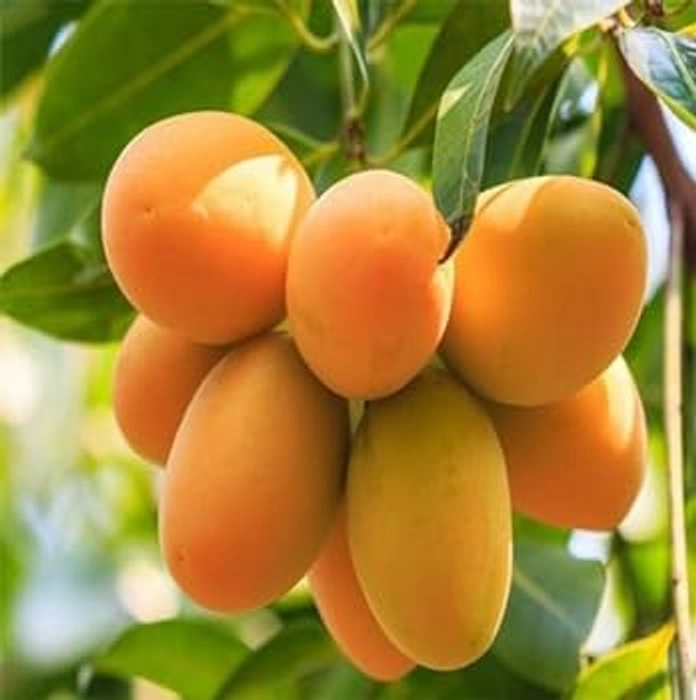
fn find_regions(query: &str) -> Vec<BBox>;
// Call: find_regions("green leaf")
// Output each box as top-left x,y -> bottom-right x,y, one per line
307,664 -> 378,700
570,624 -> 674,699
432,31 -> 514,230
365,21 -> 440,159
401,0 -> 460,24
592,40 -> 645,192
215,619 -> 339,699
0,0 -> 90,98
28,0 -> 301,180
625,289 -> 665,419
507,0 -> 630,105
618,27 -> 696,130
493,534 -> 605,691
483,70 -> 561,186
542,57 -> 604,177
224,3 -> 309,117
378,653 -> 555,700
0,241 -> 133,342
31,179 -> 102,249
402,0 -> 510,148
95,619 -> 247,700
617,537 -> 670,629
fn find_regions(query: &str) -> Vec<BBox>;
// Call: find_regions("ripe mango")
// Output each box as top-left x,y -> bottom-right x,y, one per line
347,368 -> 512,670
442,176 -> 647,406
309,504 -> 415,681
113,315 -> 226,465
103,111 -> 315,344
287,169 -> 453,399
160,332 -> 349,612
486,355 -> 647,530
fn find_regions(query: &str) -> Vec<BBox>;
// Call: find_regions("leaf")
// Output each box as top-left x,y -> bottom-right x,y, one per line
493,534 -> 605,691
570,624 -> 674,699
507,0 -> 630,105
95,619 -> 247,700
364,20 -> 440,158
618,538 -> 670,628
378,653 -> 555,700
0,0 -> 90,97
542,57 -> 604,177
0,241 -> 133,342
401,0 -> 510,148
483,70 -> 561,186
401,0 -> 460,24
618,27 -> 696,130
625,289 -> 665,419
331,0 -> 370,110
225,2 -> 309,117
593,41 -> 645,192
306,664 -> 378,700
28,0 -> 302,180
432,31 -> 514,231
215,619 -> 339,699
31,179 -> 102,249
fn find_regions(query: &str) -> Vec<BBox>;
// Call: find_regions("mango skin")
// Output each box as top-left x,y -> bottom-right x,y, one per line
347,368 -> 512,670
287,169 -> 454,400
309,505 -> 415,681
441,176 -> 647,406
113,316 -> 226,465
102,111 -> 315,344
486,355 -> 647,531
160,332 -> 349,612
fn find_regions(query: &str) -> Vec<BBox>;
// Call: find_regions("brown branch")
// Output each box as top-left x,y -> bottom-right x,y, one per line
617,44 -> 696,274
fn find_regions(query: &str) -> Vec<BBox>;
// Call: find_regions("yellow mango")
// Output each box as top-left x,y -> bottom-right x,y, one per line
442,176 -> 647,406
347,368 -> 512,670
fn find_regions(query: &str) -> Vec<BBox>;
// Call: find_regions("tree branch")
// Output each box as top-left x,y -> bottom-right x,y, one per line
616,44 -> 696,274
615,39 -> 695,700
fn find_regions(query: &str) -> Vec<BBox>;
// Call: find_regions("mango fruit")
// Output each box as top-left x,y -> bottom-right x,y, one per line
113,315 -> 226,464
103,111 -> 315,344
309,504 -> 415,681
287,169 -> 454,399
160,332 -> 349,611
442,176 -> 647,406
486,355 -> 647,530
347,368 -> 512,670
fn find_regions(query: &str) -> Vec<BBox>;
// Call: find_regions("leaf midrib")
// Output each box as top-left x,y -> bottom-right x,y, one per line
33,5 -> 244,160
512,565 -> 584,636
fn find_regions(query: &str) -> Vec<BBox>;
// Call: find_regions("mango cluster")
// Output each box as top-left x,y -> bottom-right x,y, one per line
103,110 -> 649,681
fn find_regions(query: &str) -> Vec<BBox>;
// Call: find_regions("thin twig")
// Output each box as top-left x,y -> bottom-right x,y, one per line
367,0 -> 419,53
274,0 -> 338,53
336,13 -> 367,166
664,200 -> 693,700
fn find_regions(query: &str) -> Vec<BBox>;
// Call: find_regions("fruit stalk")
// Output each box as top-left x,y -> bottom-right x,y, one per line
335,10 -> 367,166
664,200 -> 694,700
